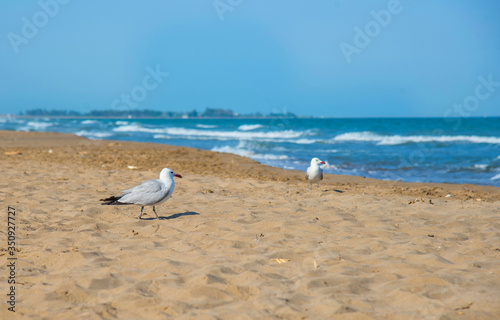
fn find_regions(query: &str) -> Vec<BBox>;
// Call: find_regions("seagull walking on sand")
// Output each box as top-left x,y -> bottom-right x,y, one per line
100,168 -> 182,219
305,158 -> 325,190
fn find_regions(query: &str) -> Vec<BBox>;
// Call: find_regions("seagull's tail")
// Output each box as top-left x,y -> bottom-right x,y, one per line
99,195 -> 131,205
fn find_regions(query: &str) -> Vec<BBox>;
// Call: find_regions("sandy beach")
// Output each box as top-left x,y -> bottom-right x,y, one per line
1,130 -> 499,319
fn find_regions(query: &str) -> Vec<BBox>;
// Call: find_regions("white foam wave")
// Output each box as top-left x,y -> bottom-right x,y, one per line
333,131 -> 500,145
168,127 -> 305,140
18,121 -> 52,131
196,124 -> 218,129
153,134 -> 226,141
212,146 -> 288,160
152,134 -> 172,140
491,173 -> 500,180
113,124 -> 163,133
81,120 -> 97,125
473,164 -> 488,171
238,124 -> 263,131
75,130 -> 113,139
115,121 -> 129,125
0,117 -> 24,124
28,121 -> 52,129
321,160 -> 338,170
333,131 -> 380,142
114,124 -> 305,140
294,138 -> 316,144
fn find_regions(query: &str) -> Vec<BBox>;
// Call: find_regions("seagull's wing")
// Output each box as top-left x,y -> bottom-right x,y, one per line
119,179 -> 168,206
305,166 -> 312,180
319,171 -> 324,181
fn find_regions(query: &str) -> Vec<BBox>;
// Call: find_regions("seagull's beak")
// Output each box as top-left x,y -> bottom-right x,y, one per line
175,173 -> 182,178
320,161 -> 325,164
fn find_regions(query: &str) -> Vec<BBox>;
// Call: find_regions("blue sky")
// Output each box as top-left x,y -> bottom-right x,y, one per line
1,0 -> 499,117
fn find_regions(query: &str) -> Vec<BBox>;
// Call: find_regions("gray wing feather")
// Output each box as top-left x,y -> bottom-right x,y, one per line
119,180 -> 167,206
305,166 -> 312,180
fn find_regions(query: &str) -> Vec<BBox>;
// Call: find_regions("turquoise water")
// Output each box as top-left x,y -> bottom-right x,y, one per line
2,117 -> 499,186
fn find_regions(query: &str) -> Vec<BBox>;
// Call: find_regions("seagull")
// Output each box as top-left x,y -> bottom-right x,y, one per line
305,158 -> 325,190
100,168 -> 182,219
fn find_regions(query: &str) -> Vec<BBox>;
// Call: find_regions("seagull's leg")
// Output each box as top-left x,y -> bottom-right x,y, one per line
152,206 -> 159,219
138,206 -> 144,219
310,182 -> 312,191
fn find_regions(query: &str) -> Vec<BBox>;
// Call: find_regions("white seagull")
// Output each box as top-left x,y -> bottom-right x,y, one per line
100,168 -> 182,219
305,158 -> 325,190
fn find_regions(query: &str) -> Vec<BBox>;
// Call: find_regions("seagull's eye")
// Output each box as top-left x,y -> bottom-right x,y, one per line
170,171 -> 173,174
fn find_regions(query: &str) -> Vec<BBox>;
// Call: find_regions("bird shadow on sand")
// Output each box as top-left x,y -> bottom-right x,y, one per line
140,211 -> 200,221
322,189 -> 344,193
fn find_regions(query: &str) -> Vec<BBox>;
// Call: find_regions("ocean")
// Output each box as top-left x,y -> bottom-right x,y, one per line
1,116 -> 499,187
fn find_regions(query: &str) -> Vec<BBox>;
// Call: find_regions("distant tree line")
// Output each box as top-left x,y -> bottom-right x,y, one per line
22,109 -> 82,116
20,108 -> 297,118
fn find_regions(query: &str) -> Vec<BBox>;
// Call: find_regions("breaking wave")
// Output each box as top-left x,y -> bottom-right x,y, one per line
18,121 -> 53,131
115,124 -> 306,140
75,130 -> 113,139
238,124 -> 264,131
333,131 -> 500,145
211,145 -> 288,161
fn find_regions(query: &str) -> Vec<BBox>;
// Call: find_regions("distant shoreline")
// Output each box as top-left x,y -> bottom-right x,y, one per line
0,115 -> 309,120
2,114 -> 499,120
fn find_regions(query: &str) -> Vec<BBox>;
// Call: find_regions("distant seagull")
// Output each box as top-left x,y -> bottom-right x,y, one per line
100,168 -> 182,219
305,158 -> 325,190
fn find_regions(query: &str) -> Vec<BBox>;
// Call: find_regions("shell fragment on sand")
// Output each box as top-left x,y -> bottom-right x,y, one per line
273,258 -> 290,264
5,151 -> 22,155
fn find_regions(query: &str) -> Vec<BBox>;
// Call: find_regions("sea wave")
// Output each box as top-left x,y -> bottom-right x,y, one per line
113,124 -> 164,134
196,124 -> 218,129
333,131 -> 500,145
294,139 -> 316,144
0,117 -> 25,124
322,160 -> 338,170
211,145 -> 288,160
238,124 -> 263,131
18,121 -> 53,131
75,130 -> 113,139
491,173 -> 500,180
152,134 -> 228,141
81,120 -> 97,125
472,164 -> 488,171
114,124 -> 306,140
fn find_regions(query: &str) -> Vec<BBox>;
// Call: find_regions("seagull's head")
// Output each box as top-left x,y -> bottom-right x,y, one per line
161,168 -> 182,180
311,158 -> 325,166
